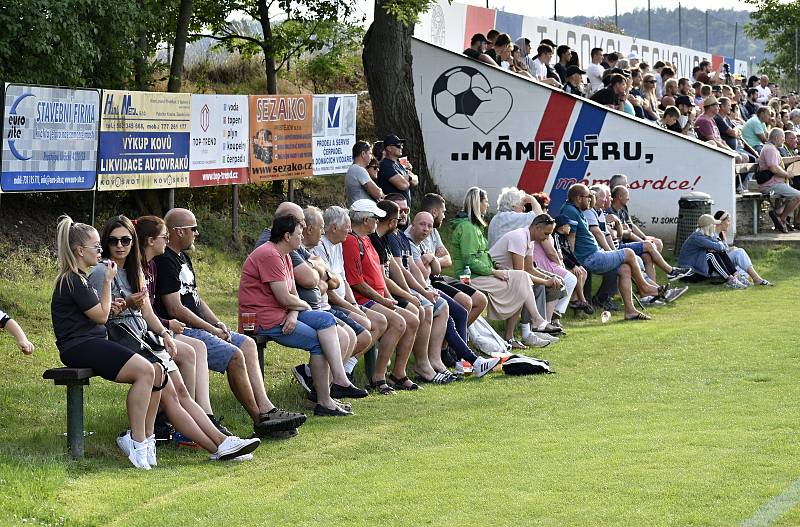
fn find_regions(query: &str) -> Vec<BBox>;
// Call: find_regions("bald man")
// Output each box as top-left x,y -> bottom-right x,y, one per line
154,208 -> 306,437
254,202 -> 304,249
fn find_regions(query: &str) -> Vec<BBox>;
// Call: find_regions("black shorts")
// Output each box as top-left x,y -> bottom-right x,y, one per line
59,337 -> 137,381
431,275 -> 477,298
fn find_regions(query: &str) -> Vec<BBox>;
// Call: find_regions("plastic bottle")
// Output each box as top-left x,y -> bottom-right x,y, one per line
460,265 -> 471,285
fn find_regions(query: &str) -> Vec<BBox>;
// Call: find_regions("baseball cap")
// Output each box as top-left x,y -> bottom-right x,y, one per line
697,214 -> 721,228
471,33 -> 488,45
555,215 -> 578,228
384,134 -> 404,147
350,199 -> 386,218
566,65 -> 586,77
627,52 -> 639,60
676,95 -> 694,107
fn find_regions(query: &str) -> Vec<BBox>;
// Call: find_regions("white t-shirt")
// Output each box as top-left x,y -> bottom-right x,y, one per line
314,235 -> 346,300
756,85 -> 772,104
586,63 -> 605,94
531,58 -> 548,80
488,227 -> 533,270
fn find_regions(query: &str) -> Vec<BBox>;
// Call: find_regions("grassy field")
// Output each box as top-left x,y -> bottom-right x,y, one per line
1,241 -> 799,527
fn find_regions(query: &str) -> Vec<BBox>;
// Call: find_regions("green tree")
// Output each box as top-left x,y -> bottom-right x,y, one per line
191,0 -> 357,95
288,22 -> 366,93
745,0 -> 800,88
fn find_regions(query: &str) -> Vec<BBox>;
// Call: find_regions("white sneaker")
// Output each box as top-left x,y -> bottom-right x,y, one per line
726,277 -> 748,289
522,333 -> 551,348
534,332 -> 559,343
210,436 -> 261,461
472,356 -> 501,378
232,453 -> 253,462
117,430 -> 152,469
454,361 -> 465,375
146,434 -> 157,467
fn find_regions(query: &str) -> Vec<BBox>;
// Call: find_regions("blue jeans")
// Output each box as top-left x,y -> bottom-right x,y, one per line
183,328 -> 248,373
257,309 -> 336,355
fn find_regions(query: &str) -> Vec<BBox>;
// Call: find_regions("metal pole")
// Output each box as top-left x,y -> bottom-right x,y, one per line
66,384 -> 85,458
647,0 -> 651,40
231,184 -> 240,243
733,22 -> 738,63
168,188 -> 175,211
705,10 -> 709,52
678,3 -> 682,47
553,0 -> 557,21
91,189 -> 96,226
615,0 -> 618,29
795,28 -> 799,91
288,179 -> 295,202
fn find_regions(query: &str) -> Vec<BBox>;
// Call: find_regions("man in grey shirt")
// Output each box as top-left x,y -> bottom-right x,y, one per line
345,141 -> 383,206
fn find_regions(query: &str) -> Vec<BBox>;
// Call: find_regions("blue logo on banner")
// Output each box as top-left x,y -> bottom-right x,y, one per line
327,97 -> 341,128
7,93 -> 36,161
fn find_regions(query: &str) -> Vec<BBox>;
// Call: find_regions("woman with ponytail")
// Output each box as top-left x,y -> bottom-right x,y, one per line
51,215 -> 155,469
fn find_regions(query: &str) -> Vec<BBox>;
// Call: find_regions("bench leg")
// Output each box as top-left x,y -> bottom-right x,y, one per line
364,344 -> 378,381
752,199 -> 758,236
66,384 -> 84,459
256,343 -> 265,377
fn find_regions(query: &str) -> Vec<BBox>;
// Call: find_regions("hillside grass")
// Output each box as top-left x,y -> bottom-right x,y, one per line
1,241 -> 799,526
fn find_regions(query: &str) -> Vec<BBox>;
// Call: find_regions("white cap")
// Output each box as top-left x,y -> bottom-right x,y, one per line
628,52 -> 639,60
350,199 -> 386,217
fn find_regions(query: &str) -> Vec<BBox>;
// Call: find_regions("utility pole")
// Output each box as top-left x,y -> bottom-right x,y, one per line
678,3 -> 682,47
795,28 -> 799,91
647,0 -> 651,40
733,21 -> 738,63
705,10 -> 709,52
553,0 -> 557,21
615,0 -> 618,29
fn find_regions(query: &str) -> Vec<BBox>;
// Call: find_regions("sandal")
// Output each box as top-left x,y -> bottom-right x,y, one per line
388,374 -> 421,390
368,379 -> 395,395
624,311 -> 652,321
768,210 -> 788,233
414,371 -> 454,384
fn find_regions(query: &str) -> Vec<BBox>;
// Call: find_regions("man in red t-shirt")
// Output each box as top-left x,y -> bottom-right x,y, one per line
342,199 -> 421,393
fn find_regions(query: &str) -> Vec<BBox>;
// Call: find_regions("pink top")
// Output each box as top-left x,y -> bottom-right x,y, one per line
532,238 -> 568,278
239,242 -> 295,330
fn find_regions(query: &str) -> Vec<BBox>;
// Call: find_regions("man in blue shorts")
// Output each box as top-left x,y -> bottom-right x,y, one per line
559,185 -> 681,321
155,208 -> 306,437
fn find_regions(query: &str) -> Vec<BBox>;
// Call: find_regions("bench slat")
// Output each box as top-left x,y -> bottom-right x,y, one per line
43,367 -> 95,381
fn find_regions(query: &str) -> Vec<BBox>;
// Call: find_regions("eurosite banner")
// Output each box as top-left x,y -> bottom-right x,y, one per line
411,38 -> 737,243
248,94 -> 313,182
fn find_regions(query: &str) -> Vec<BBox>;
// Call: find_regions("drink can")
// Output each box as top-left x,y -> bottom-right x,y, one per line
459,274 -> 471,285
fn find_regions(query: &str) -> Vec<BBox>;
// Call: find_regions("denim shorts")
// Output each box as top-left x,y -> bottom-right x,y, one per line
328,306 -> 366,335
618,241 -> 644,256
582,249 -> 626,275
183,327 -> 248,373
257,309 -> 337,356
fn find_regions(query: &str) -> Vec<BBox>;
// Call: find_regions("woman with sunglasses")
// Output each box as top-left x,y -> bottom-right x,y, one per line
712,210 -> 772,286
135,215 -> 227,436
51,215 -> 155,468
88,215 -> 260,466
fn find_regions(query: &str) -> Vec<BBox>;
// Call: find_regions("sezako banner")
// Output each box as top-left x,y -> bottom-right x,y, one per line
97,90 -> 191,191
1,84 -> 100,192
189,94 -> 250,187
248,94 -> 313,182
411,38 -> 737,243
312,94 -> 357,176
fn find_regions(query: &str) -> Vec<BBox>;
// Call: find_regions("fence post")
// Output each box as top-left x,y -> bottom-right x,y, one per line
232,184 -> 240,243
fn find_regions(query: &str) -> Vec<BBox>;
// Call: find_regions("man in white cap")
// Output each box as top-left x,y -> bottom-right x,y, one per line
627,52 -> 639,69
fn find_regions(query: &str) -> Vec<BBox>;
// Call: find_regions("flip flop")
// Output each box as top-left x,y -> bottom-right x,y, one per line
624,312 -> 652,321
414,371 -> 454,384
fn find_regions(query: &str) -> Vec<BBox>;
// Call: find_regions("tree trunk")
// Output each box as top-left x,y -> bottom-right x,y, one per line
167,0 -> 193,93
363,1 -> 436,199
257,0 -> 279,95
134,30 -> 149,90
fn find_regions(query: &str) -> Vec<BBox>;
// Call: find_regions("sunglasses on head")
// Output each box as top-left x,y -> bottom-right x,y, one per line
108,235 -> 133,247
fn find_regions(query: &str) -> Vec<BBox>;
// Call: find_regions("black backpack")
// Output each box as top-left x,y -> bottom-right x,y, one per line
502,354 -> 554,375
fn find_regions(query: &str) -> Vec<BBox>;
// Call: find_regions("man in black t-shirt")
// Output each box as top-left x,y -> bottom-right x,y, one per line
590,73 -> 625,109
377,134 -> 418,204
155,207 -> 306,437
462,33 -> 495,66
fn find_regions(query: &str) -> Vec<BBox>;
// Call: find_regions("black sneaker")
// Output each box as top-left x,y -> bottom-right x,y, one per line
254,408 -> 307,436
313,404 -> 352,416
330,383 -> 369,399
291,364 -> 312,394
154,411 -> 173,441
208,414 -> 233,436
666,267 -> 694,281
255,428 -> 299,440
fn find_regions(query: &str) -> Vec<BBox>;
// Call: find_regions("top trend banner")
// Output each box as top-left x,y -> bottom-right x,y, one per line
1,84 -> 100,193
97,90 -> 191,191
248,94 -> 313,182
189,94 -> 250,187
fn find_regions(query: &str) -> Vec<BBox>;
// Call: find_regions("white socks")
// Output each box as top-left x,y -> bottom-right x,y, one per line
520,323 -> 532,339
344,357 -> 358,374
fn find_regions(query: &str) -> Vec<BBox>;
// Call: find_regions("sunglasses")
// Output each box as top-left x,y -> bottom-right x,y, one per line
367,164 -> 379,169
82,244 -> 102,253
173,225 -> 199,232
108,235 -> 133,247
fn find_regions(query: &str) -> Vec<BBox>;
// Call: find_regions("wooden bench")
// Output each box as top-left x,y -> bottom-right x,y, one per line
42,367 -> 95,459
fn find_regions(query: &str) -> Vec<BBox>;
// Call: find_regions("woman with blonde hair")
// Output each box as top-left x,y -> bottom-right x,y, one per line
451,187 -> 561,345
641,73 -> 660,121
51,215 -> 156,469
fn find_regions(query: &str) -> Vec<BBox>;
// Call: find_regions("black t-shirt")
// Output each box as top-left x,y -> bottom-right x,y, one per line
590,87 -> 619,107
665,121 -> 683,133
154,247 -> 202,320
714,114 -> 737,150
553,232 -> 578,269
554,63 -> 567,84
463,48 -> 480,60
377,158 -> 411,204
290,247 -> 322,309
386,230 -> 413,270
485,49 -> 499,63
368,232 -> 392,266
51,271 -> 107,352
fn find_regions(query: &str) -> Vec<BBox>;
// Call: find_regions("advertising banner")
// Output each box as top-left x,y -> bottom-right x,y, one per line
411,38 -> 737,243
189,94 -> 249,187
97,90 -> 191,191
248,94 -> 313,182
416,1 -> 749,78
1,84 -> 100,192
312,94 -> 358,175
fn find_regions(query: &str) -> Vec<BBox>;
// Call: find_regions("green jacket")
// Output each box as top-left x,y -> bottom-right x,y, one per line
451,213 -> 494,277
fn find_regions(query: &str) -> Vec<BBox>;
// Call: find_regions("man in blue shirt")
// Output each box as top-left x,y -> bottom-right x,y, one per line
560,184 -> 667,321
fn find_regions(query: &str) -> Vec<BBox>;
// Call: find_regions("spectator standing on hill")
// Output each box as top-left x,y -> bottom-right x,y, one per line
155,208 -> 306,437
377,134 -> 417,205
485,32 -> 511,66
531,44 -> 560,87
515,37 -> 534,71
554,45 -> 572,84
756,75 -> 772,104
345,141 -> 383,206
586,47 -> 605,95
463,33 -> 496,66
0,308 -> 33,354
